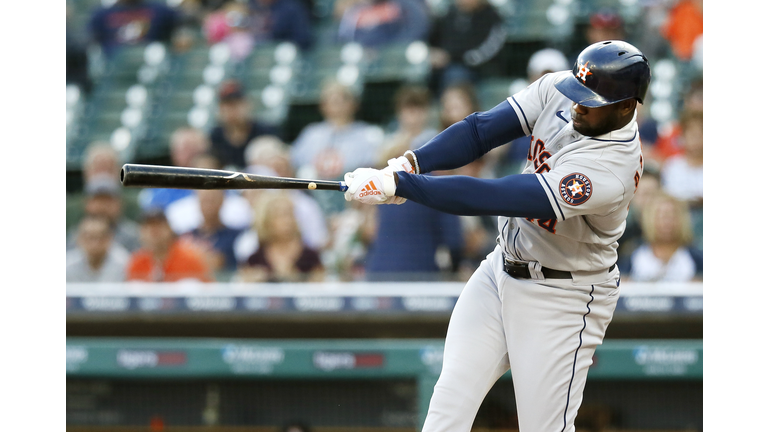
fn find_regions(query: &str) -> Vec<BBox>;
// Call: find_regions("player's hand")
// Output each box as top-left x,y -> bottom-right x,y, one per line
343,168 -> 398,205
387,155 -> 415,175
382,157 -> 413,205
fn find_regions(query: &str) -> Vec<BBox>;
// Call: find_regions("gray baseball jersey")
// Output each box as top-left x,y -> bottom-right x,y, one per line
501,71 -> 644,272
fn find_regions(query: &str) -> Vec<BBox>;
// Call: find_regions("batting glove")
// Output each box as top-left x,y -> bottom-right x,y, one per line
344,167 -> 398,205
387,155 -> 415,175
381,157 -> 413,205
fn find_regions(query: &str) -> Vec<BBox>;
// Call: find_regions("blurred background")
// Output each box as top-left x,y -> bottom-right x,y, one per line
65,0 -> 703,430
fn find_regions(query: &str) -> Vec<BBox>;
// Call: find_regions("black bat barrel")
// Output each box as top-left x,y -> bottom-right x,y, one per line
120,164 -> 347,191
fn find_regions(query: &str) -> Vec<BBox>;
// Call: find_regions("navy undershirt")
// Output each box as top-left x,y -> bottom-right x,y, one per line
397,100 -> 557,220
396,173 -> 556,219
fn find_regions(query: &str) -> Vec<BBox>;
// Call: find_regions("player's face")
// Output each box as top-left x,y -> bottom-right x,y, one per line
571,100 -> 634,137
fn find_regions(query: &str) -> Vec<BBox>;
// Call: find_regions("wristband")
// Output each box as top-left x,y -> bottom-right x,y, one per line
404,150 -> 420,174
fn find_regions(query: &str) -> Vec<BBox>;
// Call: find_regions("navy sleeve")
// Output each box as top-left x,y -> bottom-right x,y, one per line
413,100 -> 527,173
396,172 -> 556,219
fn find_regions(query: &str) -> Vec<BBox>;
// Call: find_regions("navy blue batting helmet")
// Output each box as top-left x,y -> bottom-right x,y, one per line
555,40 -> 651,108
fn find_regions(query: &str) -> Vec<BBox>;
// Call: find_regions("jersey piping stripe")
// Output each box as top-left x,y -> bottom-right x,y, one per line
561,285 -> 595,432
509,96 -> 532,134
591,131 -> 638,143
537,174 -> 566,220
500,219 -> 510,255
512,226 -> 522,259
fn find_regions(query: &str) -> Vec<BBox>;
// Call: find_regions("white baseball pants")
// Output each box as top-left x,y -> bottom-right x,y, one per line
422,245 -> 620,432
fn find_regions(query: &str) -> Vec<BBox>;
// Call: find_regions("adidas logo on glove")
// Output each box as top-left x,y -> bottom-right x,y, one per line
358,181 -> 383,197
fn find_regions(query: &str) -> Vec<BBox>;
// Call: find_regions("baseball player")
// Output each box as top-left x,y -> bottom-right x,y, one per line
343,40 -> 651,431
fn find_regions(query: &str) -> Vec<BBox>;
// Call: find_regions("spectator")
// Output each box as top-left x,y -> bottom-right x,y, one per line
127,209 -> 214,282
182,189 -> 245,279
650,79 -> 703,164
234,136 -> 330,264
66,215 -> 130,282
67,176 -> 142,253
323,200 -> 378,280
526,48 -> 569,83
249,0 -> 314,51
82,141 -> 121,184
209,79 -> 281,170
660,0 -> 703,62
364,85 -> 464,281
244,134 -> 295,177
203,1 -> 254,61
378,85 -> 439,163
138,126 -> 211,211
88,0 -> 181,57
621,193 -> 703,282
236,191 -> 325,282
660,108 -> 703,207
336,0 -> 430,48
67,3 -> 92,95
660,107 -> 703,249
427,0 -> 507,92
617,165 -> 662,266
290,79 -> 384,214
438,82 -> 479,131
365,199 -> 465,280
585,9 -> 625,45
203,0 -> 313,59
437,82 -> 503,178
164,153 -> 253,234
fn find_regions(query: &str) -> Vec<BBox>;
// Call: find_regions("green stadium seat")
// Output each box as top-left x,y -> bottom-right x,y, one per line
363,43 -> 410,82
477,78 -> 518,111
163,90 -> 195,113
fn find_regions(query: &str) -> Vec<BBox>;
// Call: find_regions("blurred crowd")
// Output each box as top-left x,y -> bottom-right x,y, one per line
66,0 -> 703,284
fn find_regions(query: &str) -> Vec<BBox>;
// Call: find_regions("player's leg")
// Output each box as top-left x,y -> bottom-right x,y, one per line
502,276 -> 620,432
421,248 -> 511,432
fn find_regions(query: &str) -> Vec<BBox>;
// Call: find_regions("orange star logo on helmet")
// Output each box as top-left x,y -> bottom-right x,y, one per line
577,61 -> 593,83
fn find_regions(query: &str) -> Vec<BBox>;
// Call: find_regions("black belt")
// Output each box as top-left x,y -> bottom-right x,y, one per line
504,261 -> 616,280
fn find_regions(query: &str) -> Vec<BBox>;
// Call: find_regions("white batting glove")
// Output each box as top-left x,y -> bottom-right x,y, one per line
387,155 -> 415,175
343,168 -> 397,205
382,157 -> 413,205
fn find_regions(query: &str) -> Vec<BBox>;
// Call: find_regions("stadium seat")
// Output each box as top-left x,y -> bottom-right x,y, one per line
477,78 -> 519,111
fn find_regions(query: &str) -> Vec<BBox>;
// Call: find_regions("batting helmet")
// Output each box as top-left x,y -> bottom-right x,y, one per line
554,40 -> 651,108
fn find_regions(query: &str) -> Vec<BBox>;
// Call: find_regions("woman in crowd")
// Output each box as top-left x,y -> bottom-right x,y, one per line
236,191 -> 325,283
623,193 -> 703,282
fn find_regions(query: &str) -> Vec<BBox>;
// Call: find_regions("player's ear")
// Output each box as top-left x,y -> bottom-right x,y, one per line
619,99 -> 637,116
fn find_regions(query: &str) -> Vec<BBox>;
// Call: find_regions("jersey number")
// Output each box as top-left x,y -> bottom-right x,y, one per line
525,217 -> 557,234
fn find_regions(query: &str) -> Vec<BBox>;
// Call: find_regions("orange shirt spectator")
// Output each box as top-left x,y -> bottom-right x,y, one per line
127,210 -> 213,282
660,0 -> 703,61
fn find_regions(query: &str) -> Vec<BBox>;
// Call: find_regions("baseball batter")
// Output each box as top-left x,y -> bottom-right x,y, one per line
343,40 -> 651,431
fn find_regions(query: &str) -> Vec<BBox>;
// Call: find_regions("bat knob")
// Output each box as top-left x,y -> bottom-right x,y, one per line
340,182 -> 348,192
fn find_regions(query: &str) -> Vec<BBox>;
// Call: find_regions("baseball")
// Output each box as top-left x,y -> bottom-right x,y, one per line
308,182 -> 317,190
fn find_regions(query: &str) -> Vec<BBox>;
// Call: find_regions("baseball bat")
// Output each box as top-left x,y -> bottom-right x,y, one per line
120,164 -> 348,192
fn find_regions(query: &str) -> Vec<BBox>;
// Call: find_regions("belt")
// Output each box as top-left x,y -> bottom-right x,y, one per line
503,260 -> 616,280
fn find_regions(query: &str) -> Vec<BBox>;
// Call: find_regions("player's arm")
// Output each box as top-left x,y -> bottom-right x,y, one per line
394,172 -> 556,220
408,100 -> 527,173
